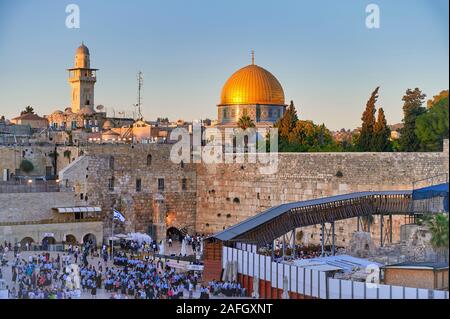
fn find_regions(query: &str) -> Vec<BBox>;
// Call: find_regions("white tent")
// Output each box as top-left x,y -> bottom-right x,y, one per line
127,232 -> 152,245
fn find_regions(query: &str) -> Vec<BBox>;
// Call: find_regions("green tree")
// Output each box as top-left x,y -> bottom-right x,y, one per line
237,109 -> 255,130
427,90 -> 448,108
356,87 -> 379,151
373,108 -> 392,151
275,100 -> 298,142
19,159 -> 34,173
398,88 -> 426,152
20,106 -> 34,115
425,214 -> 449,255
416,95 -> 449,151
48,148 -> 59,176
273,101 -> 341,152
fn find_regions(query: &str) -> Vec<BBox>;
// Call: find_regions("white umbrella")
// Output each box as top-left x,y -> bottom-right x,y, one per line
116,234 -> 127,239
127,232 -> 152,245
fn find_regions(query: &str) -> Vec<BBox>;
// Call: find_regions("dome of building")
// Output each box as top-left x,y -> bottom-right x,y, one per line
102,120 -> 114,130
220,64 -> 285,106
76,43 -> 90,55
51,110 -> 64,116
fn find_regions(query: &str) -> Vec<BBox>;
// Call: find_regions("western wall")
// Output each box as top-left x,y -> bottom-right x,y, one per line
1,140 -> 448,247
195,140 -> 449,246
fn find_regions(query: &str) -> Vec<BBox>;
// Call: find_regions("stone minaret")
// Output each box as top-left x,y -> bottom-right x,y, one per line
67,42 -> 98,113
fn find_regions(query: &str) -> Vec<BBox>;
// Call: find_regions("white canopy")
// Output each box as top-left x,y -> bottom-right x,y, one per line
127,232 -> 152,245
55,206 -> 101,213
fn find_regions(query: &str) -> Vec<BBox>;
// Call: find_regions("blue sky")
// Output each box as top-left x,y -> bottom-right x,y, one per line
0,0 -> 448,130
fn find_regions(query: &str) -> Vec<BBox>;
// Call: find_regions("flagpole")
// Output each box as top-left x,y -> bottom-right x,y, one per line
111,210 -> 114,261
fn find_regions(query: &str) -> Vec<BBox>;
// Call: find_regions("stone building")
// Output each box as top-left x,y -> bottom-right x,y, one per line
10,113 -> 48,130
382,262 -> 449,290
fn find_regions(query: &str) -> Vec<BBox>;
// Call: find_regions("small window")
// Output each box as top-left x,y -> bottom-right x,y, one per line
80,193 -> 84,200
108,177 -> 115,191
109,156 -> 115,170
180,160 -> 184,169
158,178 -> 164,192
147,154 -> 152,166
136,178 -> 142,192
181,178 -> 187,191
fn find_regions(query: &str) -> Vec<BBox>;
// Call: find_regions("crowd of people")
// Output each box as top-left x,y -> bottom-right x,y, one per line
0,235 -> 235,300
208,280 -> 246,297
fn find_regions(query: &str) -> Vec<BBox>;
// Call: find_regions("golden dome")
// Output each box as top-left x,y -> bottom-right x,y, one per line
220,64 -> 285,106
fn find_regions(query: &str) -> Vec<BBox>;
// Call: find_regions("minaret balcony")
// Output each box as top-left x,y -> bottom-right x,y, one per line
68,76 -> 97,83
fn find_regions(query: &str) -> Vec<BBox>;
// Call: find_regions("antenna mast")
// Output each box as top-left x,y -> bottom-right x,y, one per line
137,71 -> 143,120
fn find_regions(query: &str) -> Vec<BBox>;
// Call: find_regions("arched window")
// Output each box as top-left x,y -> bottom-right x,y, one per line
109,156 -> 114,170
147,154 -> 152,166
108,177 -> 115,191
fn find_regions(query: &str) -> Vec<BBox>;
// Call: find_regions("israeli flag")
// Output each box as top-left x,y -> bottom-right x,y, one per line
113,209 -> 125,223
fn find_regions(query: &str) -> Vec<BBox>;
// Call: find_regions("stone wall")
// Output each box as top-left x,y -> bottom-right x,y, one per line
195,149 -> 449,245
2,140 -> 448,246
61,144 -> 198,237
0,191 -> 79,223
0,145 -> 80,178
0,221 -> 103,246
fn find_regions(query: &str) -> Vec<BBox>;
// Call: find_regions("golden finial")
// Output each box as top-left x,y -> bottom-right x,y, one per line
251,49 -> 255,65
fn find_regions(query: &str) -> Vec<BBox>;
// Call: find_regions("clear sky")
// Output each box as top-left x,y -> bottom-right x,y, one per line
0,0 -> 448,130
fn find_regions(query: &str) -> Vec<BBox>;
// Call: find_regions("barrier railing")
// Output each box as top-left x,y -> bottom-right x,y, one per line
222,246 -> 449,300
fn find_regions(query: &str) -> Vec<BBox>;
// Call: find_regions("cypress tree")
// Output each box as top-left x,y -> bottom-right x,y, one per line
275,100 -> 298,142
357,87 -> 379,151
398,88 -> 426,152
373,107 -> 392,151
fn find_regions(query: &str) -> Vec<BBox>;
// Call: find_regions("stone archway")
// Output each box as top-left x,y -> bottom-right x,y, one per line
167,227 -> 183,241
42,237 -> 56,248
20,237 -> 35,248
65,234 -> 77,244
83,233 -> 97,246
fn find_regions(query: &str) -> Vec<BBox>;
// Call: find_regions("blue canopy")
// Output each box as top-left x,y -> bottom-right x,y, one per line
413,183 -> 449,212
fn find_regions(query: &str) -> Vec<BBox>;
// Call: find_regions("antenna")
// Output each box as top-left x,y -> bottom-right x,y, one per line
137,71 -> 144,120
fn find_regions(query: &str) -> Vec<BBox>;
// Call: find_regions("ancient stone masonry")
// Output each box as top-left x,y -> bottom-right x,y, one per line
18,140 -> 449,245
195,147 -> 449,245
61,144 -> 198,238
0,145 -> 80,177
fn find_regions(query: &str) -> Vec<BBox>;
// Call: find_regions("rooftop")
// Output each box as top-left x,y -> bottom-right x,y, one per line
383,262 -> 449,270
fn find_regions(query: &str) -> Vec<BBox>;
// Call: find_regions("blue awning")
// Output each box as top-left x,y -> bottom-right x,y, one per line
413,183 -> 449,212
